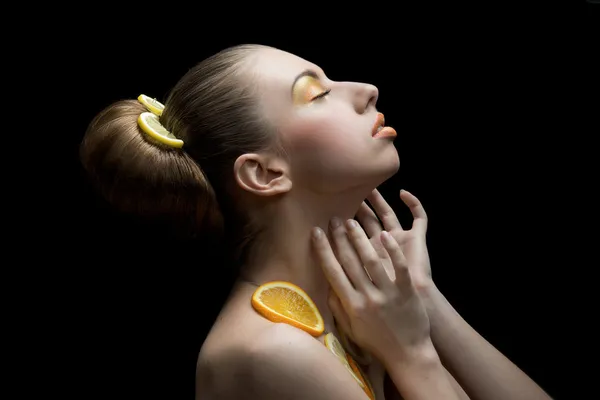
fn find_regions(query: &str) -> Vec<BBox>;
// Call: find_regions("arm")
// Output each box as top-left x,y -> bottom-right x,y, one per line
242,324 -> 372,400
383,340 -> 462,400
385,367 -> 471,400
420,284 -> 552,400
443,367 -> 472,400
355,189 -> 551,400
246,323 -> 461,400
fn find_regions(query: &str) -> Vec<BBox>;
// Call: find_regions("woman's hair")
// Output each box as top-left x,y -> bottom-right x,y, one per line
79,44 -> 283,265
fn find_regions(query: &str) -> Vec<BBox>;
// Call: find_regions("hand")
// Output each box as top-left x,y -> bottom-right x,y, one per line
311,218 -> 432,364
356,189 -> 432,290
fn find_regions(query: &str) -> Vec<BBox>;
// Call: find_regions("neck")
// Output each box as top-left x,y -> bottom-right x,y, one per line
237,186 -> 372,333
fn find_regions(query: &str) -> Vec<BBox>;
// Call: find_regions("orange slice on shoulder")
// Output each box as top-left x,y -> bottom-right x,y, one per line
251,281 -> 325,337
347,353 -> 376,400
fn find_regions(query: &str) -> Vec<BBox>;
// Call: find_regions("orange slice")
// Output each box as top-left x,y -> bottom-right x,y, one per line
347,353 -> 376,400
251,281 -> 325,337
324,332 -> 351,366
334,318 -> 373,366
324,333 -> 366,391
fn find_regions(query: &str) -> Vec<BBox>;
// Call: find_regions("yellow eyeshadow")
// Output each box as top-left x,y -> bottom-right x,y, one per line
293,76 -> 328,104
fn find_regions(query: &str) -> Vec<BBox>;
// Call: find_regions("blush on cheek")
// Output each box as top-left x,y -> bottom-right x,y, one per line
285,129 -> 361,182
286,129 -> 353,161
284,117 -> 357,152
282,121 -> 326,149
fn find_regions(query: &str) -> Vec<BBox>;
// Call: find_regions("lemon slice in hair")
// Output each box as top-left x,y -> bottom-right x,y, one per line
138,94 -> 165,116
137,112 -> 184,148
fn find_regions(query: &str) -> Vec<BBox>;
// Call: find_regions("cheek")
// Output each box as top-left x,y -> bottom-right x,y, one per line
282,113 -> 362,156
283,119 -> 367,184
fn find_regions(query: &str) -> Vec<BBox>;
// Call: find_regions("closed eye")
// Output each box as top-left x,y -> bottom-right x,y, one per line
311,89 -> 331,101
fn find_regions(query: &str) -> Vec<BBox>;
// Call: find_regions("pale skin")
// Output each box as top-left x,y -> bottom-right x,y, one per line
195,47 -> 551,399
377,191 -> 554,400
317,188 -> 553,400
311,208 -> 462,400
198,46 -> 403,399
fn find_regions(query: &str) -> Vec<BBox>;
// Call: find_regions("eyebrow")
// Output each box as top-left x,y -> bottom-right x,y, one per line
291,69 -> 320,96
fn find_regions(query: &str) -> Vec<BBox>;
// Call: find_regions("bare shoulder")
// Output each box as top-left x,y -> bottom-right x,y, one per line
195,282 -> 371,399
235,323 -> 371,400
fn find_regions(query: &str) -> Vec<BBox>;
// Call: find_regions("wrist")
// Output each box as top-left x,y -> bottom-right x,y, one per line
383,337 -> 441,372
385,341 -> 455,399
385,340 -> 457,398
413,276 -> 434,291
415,281 -> 440,310
416,284 -> 457,343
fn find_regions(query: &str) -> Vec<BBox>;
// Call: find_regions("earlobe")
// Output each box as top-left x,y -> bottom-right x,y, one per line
234,153 -> 292,197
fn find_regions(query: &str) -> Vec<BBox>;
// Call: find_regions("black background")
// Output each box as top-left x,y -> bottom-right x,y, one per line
47,2 -> 597,399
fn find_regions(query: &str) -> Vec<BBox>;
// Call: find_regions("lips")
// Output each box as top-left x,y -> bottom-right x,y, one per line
371,112 -> 397,139
372,113 -> 385,136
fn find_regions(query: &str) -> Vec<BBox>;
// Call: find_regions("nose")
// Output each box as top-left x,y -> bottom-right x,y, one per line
351,82 -> 379,114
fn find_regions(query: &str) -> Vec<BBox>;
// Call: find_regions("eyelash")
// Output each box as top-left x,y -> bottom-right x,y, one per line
311,88 -> 331,101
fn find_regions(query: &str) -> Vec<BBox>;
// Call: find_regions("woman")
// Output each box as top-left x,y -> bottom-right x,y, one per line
80,44 -> 551,399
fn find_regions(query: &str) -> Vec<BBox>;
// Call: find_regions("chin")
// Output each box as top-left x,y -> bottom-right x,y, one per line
382,146 -> 401,176
369,151 -> 400,188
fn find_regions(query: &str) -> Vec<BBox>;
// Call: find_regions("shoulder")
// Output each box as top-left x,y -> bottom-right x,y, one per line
238,323 -> 370,400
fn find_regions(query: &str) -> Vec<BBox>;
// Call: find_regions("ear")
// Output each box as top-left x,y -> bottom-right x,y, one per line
233,153 -> 292,197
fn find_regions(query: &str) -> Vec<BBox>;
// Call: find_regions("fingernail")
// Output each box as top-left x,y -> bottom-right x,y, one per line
346,219 -> 358,229
312,227 -> 323,240
330,217 -> 342,229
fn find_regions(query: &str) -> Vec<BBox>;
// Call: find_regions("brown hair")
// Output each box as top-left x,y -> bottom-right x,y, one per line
79,44 -> 282,265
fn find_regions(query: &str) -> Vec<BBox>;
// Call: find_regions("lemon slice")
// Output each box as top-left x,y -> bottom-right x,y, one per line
324,332 -> 349,364
137,94 -> 165,116
137,112 -> 184,148
324,333 -> 364,388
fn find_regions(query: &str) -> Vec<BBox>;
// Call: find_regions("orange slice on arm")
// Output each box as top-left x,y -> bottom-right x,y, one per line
251,281 -> 325,337
324,333 -> 362,382
325,333 -> 376,399
324,332 -> 351,366
347,353 -> 376,400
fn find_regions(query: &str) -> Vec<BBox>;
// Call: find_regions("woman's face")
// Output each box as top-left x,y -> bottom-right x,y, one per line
251,47 -> 400,194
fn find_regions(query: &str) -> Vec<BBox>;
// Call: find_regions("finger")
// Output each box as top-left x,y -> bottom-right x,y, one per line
344,219 -> 395,291
328,288 -> 353,336
311,227 -> 355,302
355,201 -> 382,238
329,218 -> 372,292
367,189 -> 403,232
380,230 -> 414,294
400,189 -> 428,234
